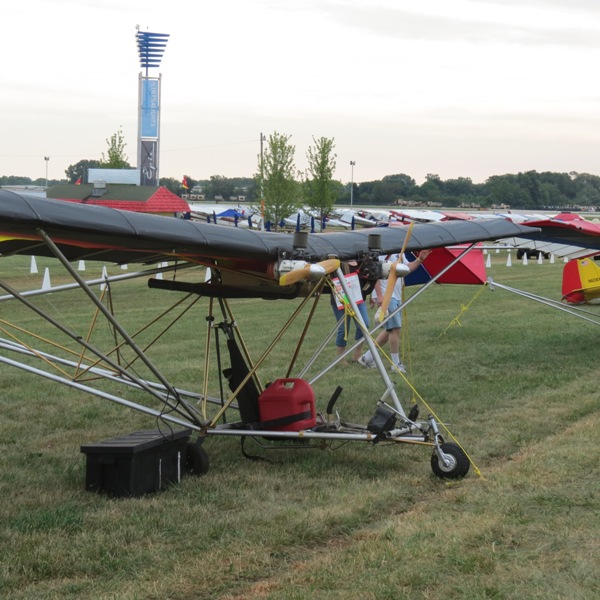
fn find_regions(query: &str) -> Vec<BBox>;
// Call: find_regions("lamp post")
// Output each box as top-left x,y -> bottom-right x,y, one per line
44,156 -> 50,189
350,160 -> 355,207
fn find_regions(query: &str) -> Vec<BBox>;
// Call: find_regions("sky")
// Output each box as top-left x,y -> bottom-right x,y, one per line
3,0 -> 600,185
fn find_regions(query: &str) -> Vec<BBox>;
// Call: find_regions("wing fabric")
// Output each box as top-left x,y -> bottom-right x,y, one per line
0,191 -> 541,266
501,218 -> 600,260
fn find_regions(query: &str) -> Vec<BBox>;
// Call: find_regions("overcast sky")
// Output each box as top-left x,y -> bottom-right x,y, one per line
2,0 -> 600,185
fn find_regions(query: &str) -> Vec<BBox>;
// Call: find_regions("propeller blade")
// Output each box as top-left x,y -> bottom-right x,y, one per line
378,222 -> 414,320
319,258 -> 342,275
279,258 -> 340,286
279,264 -> 311,286
378,260 -> 398,322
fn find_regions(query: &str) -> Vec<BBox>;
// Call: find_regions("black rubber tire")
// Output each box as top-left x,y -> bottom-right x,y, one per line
431,442 -> 470,479
186,441 -> 210,476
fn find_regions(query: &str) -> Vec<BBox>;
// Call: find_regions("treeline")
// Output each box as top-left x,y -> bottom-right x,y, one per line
4,169 -> 600,210
160,170 -> 600,210
348,171 -> 600,210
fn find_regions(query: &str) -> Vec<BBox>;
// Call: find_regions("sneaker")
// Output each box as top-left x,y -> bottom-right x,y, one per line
390,362 -> 406,373
358,355 -> 376,369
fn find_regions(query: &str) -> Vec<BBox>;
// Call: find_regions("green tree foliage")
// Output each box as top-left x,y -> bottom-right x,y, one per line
382,173 -> 417,198
571,172 -> 600,206
347,173 -> 418,205
256,132 -> 301,228
484,171 -> 590,209
304,136 -> 337,223
159,177 -> 181,194
65,159 -> 102,184
203,175 -> 236,202
0,175 -> 64,186
419,173 -> 444,200
6,157 -> 600,211
100,126 -> 131,169
0,175 -> 37,185
486,174 -> 531,207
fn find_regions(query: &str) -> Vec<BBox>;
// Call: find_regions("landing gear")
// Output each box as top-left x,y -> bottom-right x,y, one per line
186,440 -> 210,476
431,442 -> 470,479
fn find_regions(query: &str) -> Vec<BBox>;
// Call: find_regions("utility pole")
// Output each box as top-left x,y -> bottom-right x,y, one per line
44,156 -> 50,189
350,160 -> 355,207
260,132 -> 266,225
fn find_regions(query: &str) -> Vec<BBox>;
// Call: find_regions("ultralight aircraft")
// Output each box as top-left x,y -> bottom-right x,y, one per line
1,190 -> 599,482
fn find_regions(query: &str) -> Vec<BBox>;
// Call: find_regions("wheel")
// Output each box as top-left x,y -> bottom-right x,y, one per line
186,441 -> 210,476
431,442 -> 470,479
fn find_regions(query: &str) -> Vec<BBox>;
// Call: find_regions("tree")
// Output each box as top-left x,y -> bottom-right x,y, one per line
572,172 -> 600,206
304,136 -> 337,224
65,159 -> 102,184
256,132 -> 300,229
485,174 -> 530,207
100,126 -> 131,169
382,173 -> 417,200
204,175 -> 235,201
444,177 -> 475,198
420,173 -> 444,201
517,170 -> 543,208
159,177 -> 183,195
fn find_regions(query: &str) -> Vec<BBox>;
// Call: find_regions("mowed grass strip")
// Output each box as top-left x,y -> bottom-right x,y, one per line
0,253 -> 599,599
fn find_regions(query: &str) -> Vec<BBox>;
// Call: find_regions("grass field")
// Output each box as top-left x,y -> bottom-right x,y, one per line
1,252 -> 599,599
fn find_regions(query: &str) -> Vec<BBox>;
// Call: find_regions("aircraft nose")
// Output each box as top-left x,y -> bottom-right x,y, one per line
395,263 -> 411,278
308,264 -> 327,281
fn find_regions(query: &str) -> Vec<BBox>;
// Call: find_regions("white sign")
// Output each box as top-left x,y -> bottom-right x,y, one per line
331,273 -> 364,310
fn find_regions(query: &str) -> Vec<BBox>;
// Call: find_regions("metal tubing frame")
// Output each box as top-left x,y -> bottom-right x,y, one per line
208,279 -> 327,427
0,261 -> 197,303
0,338 -> 222,412
37,229 -> 184,403
0,354 -> 196,430
0,275 -> 203,425
488,278 -> 600,326
371,243 -> 479,338
0,243 -> 448,448
0,350 -> 430,446
309,245 -> 478,379
333,267 -> 405,415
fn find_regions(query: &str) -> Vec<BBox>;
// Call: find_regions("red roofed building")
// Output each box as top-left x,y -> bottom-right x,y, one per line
47,183 -> 190,216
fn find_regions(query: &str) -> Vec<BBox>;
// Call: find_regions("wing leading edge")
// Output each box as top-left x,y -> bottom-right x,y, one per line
0,191 -> 540,270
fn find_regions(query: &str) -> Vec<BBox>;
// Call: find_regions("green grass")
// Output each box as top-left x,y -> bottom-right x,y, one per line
1,253 -> 599,599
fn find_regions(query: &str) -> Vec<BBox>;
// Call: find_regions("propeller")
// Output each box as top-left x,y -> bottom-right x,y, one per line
376,260 -> 399,323
278,258 -> 340,286
377,223 -> 414,322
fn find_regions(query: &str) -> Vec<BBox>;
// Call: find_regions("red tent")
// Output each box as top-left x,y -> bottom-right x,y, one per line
407,246 -> 487,286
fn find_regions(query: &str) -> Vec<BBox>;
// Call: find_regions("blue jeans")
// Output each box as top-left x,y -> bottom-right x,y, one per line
332,299 -> 370,348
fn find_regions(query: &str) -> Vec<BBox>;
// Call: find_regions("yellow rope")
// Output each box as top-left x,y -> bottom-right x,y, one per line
357,302 -> 483,478
328,277 -> 483,477
394,369 -> 484,478
327,278 -> 357,344
439,282 -> 488,337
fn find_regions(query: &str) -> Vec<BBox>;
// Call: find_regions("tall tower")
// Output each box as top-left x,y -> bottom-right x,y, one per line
136,29 -> 169,186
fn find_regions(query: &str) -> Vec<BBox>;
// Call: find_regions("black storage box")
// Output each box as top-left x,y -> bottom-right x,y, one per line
367,405 -> 397,435
81,428 -> 192,497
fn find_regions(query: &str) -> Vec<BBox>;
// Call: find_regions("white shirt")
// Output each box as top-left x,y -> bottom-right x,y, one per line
372,254 -> 408,303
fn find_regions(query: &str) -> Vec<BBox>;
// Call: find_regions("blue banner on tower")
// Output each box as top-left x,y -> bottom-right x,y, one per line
141,78 -> 159,139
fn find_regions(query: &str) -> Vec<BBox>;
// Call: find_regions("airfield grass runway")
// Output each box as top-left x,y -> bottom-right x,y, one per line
0,253 -> 599,599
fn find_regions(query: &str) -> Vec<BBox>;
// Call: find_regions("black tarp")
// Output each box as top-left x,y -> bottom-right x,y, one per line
0,190 -> 542,266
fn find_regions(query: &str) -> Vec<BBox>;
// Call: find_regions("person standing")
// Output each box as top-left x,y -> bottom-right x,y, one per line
358,250 -> 431,372
331,261 -> 370,363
